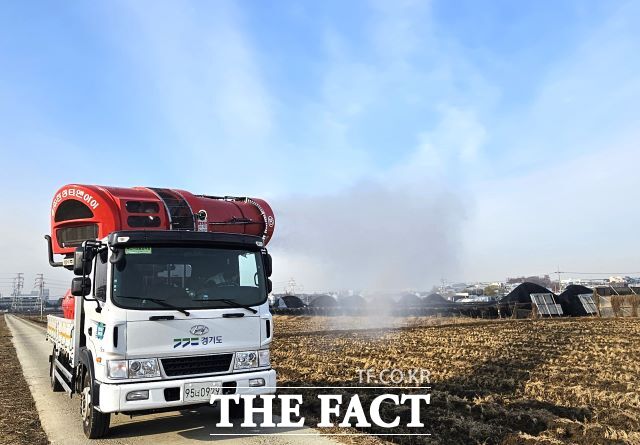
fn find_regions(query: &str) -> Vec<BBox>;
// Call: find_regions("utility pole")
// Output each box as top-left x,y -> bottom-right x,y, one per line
35,274 -> 45,320
11,273 -> 24,312
556,266 -> 561,294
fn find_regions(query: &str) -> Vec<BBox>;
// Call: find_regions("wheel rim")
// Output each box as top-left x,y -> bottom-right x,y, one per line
81,386 -> 91,421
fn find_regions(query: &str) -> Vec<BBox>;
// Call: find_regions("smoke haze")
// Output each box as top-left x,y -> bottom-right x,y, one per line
269,179 -> 467,292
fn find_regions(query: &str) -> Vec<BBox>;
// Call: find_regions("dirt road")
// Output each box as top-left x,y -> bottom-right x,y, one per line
5,315 -> 338,445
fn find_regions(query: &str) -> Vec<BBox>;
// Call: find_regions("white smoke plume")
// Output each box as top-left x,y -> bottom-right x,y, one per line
269,179 -> 467,293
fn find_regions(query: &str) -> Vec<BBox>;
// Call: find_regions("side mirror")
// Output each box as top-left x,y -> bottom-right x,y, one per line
71,277 -> 91,297
263,253 -> 272,278
266,278 -> 273,295
73,247 -> 94,276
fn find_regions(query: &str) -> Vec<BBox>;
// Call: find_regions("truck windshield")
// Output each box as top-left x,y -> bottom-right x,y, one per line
111,246 -> 266,310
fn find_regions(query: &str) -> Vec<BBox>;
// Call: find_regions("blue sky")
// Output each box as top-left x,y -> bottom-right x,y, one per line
1,0 -> 639,293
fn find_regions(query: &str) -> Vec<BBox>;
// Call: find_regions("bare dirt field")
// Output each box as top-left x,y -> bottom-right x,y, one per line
274,314 -> 488,334
272,316 -> 640,445
0,315 -> 48,445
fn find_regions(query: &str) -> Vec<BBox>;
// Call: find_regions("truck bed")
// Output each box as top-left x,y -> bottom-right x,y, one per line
46,314 -> 74,355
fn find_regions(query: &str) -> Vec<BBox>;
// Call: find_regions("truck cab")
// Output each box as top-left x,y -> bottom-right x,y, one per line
45,185 -> 276,438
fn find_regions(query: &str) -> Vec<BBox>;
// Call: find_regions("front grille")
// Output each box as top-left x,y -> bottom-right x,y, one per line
161,354 -> 233,377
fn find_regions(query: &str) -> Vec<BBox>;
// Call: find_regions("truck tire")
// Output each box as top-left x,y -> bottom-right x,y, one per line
80,369 -> 110,438
49,348 -> 64,392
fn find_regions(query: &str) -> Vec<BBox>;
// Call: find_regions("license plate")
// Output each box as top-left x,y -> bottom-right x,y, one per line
183,381 -> 222,402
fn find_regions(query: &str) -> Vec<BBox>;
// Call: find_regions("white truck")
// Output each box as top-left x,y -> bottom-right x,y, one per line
45,184 -> 277,438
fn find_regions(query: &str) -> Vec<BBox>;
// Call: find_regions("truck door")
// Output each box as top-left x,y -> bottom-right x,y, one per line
83,251 -> 110,354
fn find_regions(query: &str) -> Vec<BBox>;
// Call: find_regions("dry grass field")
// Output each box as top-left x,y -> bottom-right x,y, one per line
0,315 -> 48,445
272,316 -> 640,445
273,314 -> 487,333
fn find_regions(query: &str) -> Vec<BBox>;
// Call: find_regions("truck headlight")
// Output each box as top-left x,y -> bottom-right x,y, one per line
258,349 -> 270,367
107,358 -> 160,379
107,360 -> 128,379
234,351 -> 258,369
128,358 -> 160,378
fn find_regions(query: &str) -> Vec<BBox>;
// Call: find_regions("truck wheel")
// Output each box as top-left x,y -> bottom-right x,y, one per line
80,370 -> 110,438
49,348 -> 64,392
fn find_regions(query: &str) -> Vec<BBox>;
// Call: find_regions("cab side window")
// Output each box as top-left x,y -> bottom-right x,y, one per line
94,250 -> 108,301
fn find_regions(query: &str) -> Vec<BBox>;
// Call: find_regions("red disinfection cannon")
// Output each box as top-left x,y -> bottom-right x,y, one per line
47,184 -> 275,257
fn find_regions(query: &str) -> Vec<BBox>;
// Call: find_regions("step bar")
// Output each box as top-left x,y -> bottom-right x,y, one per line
53,357 -> 75,397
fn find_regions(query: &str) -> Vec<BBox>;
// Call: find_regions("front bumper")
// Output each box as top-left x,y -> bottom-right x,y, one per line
97,369 -> 276,413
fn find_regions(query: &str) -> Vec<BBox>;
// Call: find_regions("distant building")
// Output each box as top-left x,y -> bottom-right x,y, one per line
4,290 -> 50,312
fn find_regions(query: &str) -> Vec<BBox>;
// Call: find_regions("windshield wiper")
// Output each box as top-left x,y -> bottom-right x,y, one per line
192,298 -> 258,314
117,296 -> 190,316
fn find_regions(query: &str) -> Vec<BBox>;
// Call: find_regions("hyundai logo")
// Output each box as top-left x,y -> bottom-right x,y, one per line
189,325 -> 209,336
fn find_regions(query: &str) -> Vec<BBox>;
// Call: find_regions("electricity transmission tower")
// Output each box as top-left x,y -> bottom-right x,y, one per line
11,273 -> 24,312
34,274 -> 45,320
285,278 -> 298,295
